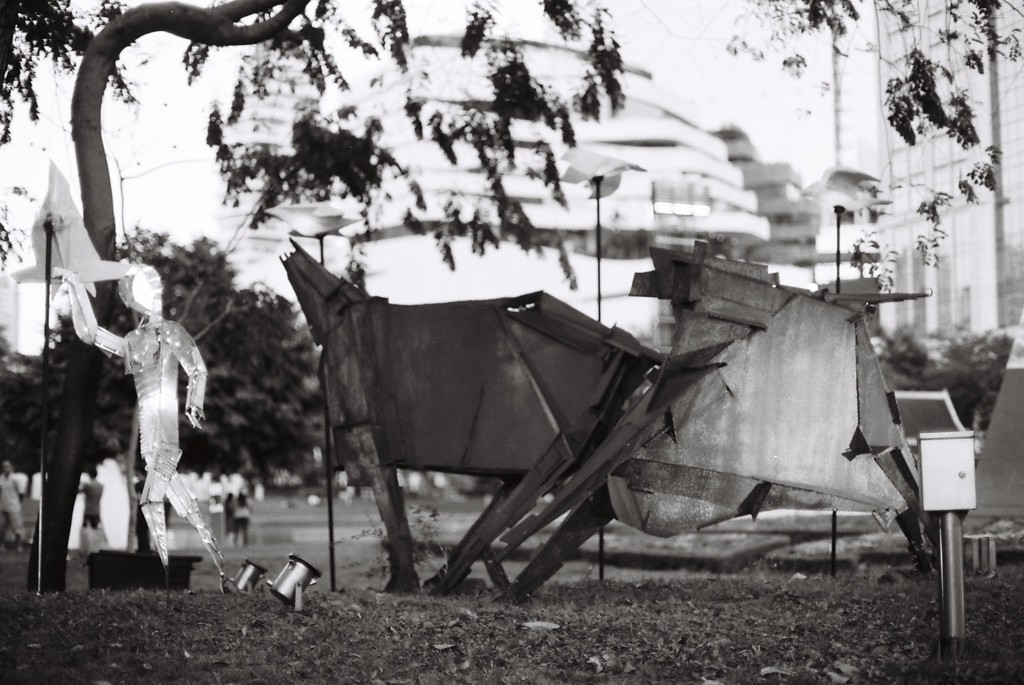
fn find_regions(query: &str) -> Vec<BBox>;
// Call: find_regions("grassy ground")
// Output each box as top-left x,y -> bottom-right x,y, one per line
2,499 -> 1022,683
0,561 -> 1022,684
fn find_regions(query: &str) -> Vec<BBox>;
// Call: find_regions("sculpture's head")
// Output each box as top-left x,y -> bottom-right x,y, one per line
119,264 -> 163,322
280,240 -> 369,345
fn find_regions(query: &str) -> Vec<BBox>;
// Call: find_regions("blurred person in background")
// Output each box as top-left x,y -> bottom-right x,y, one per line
79,464 -> 105,558
233,493 -> 251,547
0,460 -> 24,552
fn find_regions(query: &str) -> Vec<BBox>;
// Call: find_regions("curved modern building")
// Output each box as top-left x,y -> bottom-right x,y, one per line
357,35 -> 770,259
218,35 -> 770,348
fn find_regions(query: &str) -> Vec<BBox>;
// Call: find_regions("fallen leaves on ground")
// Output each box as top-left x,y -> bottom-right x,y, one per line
2,570 -> 1024,683
521,620 -> 560,630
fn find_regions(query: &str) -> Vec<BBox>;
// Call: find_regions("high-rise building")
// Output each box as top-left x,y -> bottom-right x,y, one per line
874,9 -> 1024,333
714,126 -> 821,270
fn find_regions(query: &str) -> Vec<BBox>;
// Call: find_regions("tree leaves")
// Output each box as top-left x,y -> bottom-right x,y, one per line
742,1 -> 1020,262
460,6 -> 492,58
190,1 -> 623,280
371,0 -> 409,71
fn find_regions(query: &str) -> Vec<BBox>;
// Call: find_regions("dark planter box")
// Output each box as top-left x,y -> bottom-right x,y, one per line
87,550 -> 203,591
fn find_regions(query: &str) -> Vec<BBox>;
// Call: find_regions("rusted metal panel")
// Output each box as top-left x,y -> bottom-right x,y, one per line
505,241 -> 929,600
282,243 -> 661,594
668,310 -> 753,362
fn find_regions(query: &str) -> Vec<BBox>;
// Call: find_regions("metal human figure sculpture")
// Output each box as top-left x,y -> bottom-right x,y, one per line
59,265 -> 225,579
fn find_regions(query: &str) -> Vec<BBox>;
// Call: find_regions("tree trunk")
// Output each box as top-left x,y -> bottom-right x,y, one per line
124,407 -> 140,551
0,0 -> 19,88
35,0 -> 309,592
28,338 -> 107,591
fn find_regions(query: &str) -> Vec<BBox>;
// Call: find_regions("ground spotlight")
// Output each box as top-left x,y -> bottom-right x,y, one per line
225,559 -> 268,593
267,554 -> 322,611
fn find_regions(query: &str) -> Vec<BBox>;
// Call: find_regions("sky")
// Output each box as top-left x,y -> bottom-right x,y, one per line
0,0 -> 873,351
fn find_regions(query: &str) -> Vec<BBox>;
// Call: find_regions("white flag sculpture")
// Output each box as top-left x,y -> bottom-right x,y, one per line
12,162 -> 130,293
559,148 -> 646,322
803,166 -> 891,294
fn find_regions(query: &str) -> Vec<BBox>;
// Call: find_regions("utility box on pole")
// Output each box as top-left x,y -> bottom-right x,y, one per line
920,431 -> 977,512
919,430 -> 976,662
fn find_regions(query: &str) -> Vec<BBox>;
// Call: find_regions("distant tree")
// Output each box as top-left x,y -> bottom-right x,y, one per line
0,320 -> 8,359
877,327 -> 1012,430
876,327 -> 930,389
926,330 -> 1012,431
0,347 -> 55,474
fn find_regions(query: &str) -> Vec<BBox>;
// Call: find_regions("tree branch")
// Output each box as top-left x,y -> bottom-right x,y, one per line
72,0 -> 312,262
0,0 -> 19,88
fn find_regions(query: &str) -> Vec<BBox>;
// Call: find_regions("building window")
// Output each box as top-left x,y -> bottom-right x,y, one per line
937,260 -> 953,331
652,178 -> 711,217
959,287 -> 971,329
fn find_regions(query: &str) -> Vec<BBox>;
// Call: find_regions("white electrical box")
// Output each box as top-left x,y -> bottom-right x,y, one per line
920,431 -> 977,512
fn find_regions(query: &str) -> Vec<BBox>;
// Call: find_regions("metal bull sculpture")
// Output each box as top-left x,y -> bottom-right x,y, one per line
281,241 -> 663,593
499,243 -> 933,600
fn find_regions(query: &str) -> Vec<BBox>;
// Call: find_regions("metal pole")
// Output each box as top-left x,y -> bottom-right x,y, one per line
317,235 -> 338,592
37,219 -> 54,595
595,177 -> 603,323
834,207 -> 843,294
830,510 -> 838,577
827,204 -> 843,577
938,511 -> 966,661
831,206 -> 842,579
594,176 -> 604,582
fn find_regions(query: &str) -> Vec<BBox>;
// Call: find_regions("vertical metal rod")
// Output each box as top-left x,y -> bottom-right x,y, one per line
830,510 -> 837,577
595,177 -> 603,323
938,511 -> 966,661
594,176 -> 604,581
830,206 -> 843,579
37,219 -> 54,595
987,13 -> 1008,324
318,236 -> 337,592
834,208 -> 842,295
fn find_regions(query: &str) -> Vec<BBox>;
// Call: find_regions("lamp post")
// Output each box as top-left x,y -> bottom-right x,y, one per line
803,166 -> 891,295
38,218 -> 54,595
267,203 -> 360,593
803,166 -> 890,576
560,149 -> 645,580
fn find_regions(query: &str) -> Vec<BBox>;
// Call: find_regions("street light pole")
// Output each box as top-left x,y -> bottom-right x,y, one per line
594,176 -> 604,324
561,149 -> 646,586
37,218 -> 54,595
270,202 -> 361,593
834,205 -> 844,295
315,234 -> 337,593
592,175 -> 605,581
833,205 -> 842,578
